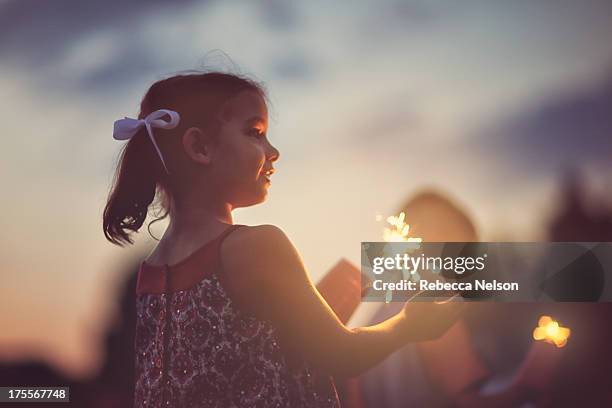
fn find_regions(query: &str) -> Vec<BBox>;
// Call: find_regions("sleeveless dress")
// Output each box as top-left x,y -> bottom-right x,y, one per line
133,224 -> 341,408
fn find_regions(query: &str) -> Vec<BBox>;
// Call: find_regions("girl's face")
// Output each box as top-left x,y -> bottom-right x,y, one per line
209,90 -> 279,208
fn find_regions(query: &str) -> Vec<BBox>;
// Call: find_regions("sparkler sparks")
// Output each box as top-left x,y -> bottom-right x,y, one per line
533,315 -> 571,348
377,211 -> 422,302
382,211 -> 422,243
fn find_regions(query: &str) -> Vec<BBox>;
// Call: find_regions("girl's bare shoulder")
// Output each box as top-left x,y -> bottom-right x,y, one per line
222,224 -> 299,276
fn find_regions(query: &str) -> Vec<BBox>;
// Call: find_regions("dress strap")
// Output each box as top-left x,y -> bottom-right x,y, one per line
213,224 -> 244,265
214,224 -> 246,296
217,223 -> 244,244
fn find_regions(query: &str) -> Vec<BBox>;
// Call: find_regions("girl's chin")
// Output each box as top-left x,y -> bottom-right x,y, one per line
231,181 -> 271,207
249,185 -> 269,205
235,190 -> 269,208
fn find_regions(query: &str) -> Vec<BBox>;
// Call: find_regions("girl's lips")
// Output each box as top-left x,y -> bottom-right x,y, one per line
260,168 -> 274,184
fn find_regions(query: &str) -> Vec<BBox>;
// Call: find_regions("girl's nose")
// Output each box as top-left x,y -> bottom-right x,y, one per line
267,141 -> 280,162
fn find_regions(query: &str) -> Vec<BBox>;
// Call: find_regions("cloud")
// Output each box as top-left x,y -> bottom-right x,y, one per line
475,73 -> 612,174
268,51 -> 317,81
257,0 -> 299,31
0,0 -> 201,65
0,0 -> 311,93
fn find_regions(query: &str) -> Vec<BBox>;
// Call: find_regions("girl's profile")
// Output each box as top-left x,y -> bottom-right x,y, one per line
103,71 -> 464,407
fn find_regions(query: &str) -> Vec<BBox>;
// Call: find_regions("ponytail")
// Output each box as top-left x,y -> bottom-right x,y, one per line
103,128 -> 164,246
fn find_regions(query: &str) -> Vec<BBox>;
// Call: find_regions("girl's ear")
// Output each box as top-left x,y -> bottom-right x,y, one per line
182,127 -> 214,166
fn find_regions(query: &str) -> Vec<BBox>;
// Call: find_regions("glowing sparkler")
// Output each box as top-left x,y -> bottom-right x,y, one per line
382,211 -> 422,243
533,315 -> 571,348
376,211 -> 422,302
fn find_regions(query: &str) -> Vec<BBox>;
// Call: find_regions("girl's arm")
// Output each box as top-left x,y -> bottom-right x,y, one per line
221,224 -> 463,378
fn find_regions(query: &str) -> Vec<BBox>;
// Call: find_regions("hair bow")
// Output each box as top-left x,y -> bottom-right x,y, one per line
113,109 -> 180,174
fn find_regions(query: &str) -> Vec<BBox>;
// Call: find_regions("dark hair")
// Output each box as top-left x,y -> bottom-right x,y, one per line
103,71 -> 267,246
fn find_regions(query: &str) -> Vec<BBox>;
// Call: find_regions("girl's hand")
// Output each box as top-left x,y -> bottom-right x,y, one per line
400,291 -> 465,342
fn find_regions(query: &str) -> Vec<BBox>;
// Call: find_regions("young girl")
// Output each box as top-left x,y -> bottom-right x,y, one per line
103,72 -> 463,408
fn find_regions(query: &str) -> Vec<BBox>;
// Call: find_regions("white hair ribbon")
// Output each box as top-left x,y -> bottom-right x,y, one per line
113,109 -> 180,174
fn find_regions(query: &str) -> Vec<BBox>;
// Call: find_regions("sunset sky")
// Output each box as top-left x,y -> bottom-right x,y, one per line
1,0 -> 612,378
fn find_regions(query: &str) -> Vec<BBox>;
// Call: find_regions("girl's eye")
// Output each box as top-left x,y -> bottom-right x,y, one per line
249,128 -> 266,138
